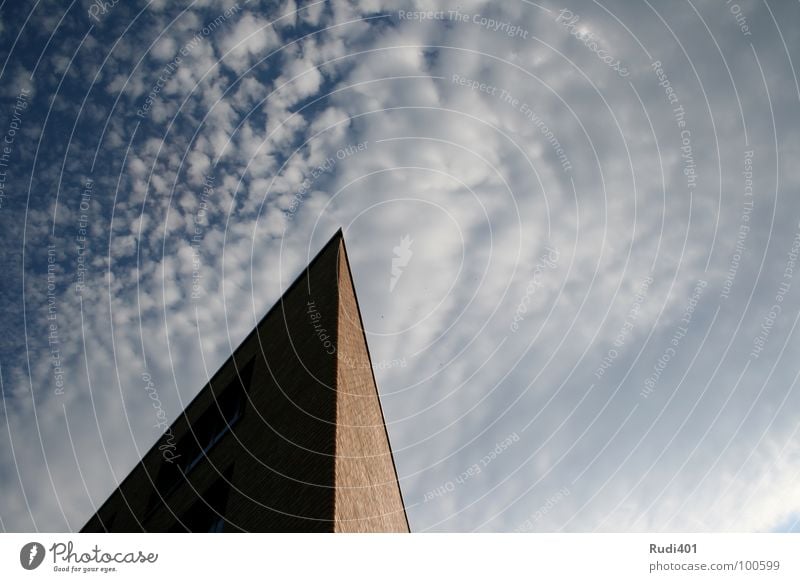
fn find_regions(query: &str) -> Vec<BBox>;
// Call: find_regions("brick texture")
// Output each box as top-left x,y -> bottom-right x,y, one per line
334,240 -> 409,532
81,231 -> 408,533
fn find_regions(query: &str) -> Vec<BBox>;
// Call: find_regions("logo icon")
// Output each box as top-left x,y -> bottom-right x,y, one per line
20,542 -> 45,570
390,234 -> 414,292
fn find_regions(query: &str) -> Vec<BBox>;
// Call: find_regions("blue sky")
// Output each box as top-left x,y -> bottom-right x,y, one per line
0,0 -> 799,532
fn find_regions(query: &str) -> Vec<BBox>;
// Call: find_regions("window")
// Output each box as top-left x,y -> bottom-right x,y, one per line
168,469 -> 233,533
180,374 -> 248,474
145,358 -> 254,517
178,356 -> 254,475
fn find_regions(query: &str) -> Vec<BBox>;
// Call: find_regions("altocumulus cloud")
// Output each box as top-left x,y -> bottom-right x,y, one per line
0,0 -> 799,533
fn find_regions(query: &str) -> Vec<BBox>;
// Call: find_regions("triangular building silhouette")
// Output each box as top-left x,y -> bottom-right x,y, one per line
82,230 -> 409,532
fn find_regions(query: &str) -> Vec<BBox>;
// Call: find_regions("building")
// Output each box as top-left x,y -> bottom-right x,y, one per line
81,230 -> 409,532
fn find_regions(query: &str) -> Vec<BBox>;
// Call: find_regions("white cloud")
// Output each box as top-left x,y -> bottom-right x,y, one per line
1,0 -> 800,535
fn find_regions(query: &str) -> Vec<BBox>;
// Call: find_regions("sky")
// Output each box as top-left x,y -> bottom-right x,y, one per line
0,0 -> 799,533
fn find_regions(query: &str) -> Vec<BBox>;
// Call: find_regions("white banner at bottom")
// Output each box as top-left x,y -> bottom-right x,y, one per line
1,533 -> 797,581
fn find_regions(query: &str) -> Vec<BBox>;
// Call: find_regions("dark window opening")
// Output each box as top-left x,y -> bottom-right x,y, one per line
180,377 -> 246,474
144,358 -> 254,517
168,470 -> 233,532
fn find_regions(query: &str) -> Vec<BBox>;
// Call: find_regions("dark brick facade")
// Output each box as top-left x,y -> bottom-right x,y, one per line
81,231 -> 409,532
